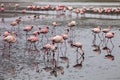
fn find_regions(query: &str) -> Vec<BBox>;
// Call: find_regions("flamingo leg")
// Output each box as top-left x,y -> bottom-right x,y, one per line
64,40 -> 67,57
76,48 -> 79,64
8,42 -> 11,59
110,39 -> 114,47
98,33 -> 102,41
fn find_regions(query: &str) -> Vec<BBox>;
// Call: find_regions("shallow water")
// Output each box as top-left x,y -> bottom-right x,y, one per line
0,2 -> 120,80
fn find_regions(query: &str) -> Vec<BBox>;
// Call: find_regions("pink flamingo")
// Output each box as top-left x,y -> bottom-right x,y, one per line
11,21 -> 19,31
60,29 -> 69,68
33,27 -> 41,35
91,26 -> 102,45
27,32 -> 39,51
51,35 -> 64,65
105,32 -> 114,46
102,26 -> 111,34
71,42 -> 85,68
4,32 -> 17,59
67,6 -> 73,16
2,31 -> 10,57
102,26 -> 111,42
23,25 -> 33,39
105,8 -> 112,18
52,21 -> 58,35
14,4 -> 20,15
4,31 -> 10,37
68,21 -> 76,43
74,8 -> 80,17
40,26 -> 49,44
22,9 -> 27,14
42,43 -> 57,72
1,3 -> 5,7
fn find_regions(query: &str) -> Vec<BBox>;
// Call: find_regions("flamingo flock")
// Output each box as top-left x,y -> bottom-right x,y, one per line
0,3 -> 120,20
0,3 -> 119,78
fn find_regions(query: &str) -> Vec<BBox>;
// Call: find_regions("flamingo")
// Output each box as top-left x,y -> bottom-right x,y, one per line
51,35 -> 64,66
67,6 -> 73,16
23,25 -> 33,39
1,3 -> 5,7
22,9 -> 27,14
68,21 -> 77,43
33,27 -> 41,35
0,7 -> 5,12
92,26 -> 102,45
27,32 -> 39,52
10,21 -> 19,31
52,21 -> 58,35
71,42 -> 85,68
40,26 -> 49,44
105,32 -> 114,46
14,4 -> 20,15
4,32 -> 17,59
2,31 -> 10,57
4,31 -> 10,37
74,8 -> 80,17
42,43 -> 57,72
60,29 -> 69,68
102,26 -> 111,34
102,26 -> 111,43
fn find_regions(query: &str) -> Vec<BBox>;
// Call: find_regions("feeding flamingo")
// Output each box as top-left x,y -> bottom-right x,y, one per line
70,42 -> 85,69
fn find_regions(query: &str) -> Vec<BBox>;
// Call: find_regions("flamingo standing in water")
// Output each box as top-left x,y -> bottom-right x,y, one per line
42,43 -> 57,72
60,29 -> 69,68
23,25 -> 33,39
51,35 -> 64,65
4,32 -> 17,59
14,4 -> 20,15
52,21 -> 58,35
105,32 -> 114,46
102,26 -> 111,42
67,6 -> 73,16
2,31 -> 10,57
33,27 -> 41,35
40,26 -> 49,45
74,8 -> 80,18
11,21 -> 19,31
91,26 -> 102,45
68,21 -> 77,43
27,32 -> 39,52
70,42 -> 85,69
